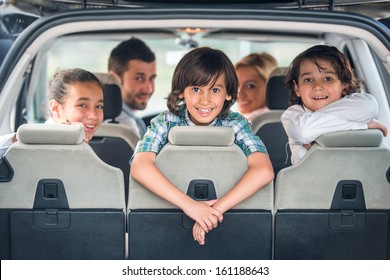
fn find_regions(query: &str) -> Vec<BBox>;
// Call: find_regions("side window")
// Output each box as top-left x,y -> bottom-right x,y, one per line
343,46 -> 366,92
27,59 -> 50,124
372,49 -> 390,105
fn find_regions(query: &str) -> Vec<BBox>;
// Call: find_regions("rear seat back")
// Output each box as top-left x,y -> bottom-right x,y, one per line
274,129 -> 390,259
128,126 -> 273,259
251,67 -> 291,176
89,73 -> 139,206
0,124 -> 125,259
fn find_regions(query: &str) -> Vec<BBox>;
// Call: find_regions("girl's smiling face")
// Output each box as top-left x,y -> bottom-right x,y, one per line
179,74 -> 231,126
50,81 -> 104,141
294,59 -> 347,111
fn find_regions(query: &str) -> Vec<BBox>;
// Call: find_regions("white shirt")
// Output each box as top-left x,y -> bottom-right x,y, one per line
0,133 -> 15,158
113,103 -> 146,138
281,93 -> 379,164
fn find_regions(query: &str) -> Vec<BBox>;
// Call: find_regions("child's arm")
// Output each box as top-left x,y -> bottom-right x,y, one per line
193,151 -> 274,245
281,105 -> 367,144
281,93 -> 378,145
131,151 -> 223,232
0,133 -> 17,158
211,151 -> 274,213
319,93 -> 378,122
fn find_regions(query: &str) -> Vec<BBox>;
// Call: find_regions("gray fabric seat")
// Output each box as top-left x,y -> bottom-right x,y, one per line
90,73 -> 139,206
274,129 -> 390,259
251,67 -> 291,176
128,126 -> 273,259
0,124 -> 125,259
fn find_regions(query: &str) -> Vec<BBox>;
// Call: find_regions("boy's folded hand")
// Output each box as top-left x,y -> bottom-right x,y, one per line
368,119 -> 388,137
193,222 -> 206,245
184,199 -> 222,233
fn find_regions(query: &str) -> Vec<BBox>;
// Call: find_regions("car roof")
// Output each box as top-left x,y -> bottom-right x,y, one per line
1,0 -> 389,66
2,5 -> 389,65
2,0 -> 390,21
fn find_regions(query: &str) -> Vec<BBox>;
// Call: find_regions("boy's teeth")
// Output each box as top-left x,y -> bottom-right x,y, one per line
313,96 -> 327,100
198,109 -> 211,113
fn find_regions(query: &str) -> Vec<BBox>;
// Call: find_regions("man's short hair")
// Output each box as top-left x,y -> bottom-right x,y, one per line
108,37 -> 155,77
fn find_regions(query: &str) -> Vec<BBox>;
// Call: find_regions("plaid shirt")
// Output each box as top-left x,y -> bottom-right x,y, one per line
135,109 -> 267,157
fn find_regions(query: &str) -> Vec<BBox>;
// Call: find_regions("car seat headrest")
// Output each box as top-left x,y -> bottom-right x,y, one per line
315,129 -> 383,148
17,124 -> 85,145
93,72 -> 122,121
103,84 -> 122,120
93,72 -> 119,85
265,67 -> 289,110
168,126 -> 234,146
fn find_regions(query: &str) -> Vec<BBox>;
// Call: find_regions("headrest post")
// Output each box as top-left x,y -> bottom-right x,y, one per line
265,67 -> 289,110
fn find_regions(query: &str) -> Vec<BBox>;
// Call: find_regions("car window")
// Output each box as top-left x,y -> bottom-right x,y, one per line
28,36 -> 316,124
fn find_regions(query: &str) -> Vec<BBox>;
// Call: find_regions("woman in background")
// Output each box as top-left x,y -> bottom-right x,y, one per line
235,52 -> 278,121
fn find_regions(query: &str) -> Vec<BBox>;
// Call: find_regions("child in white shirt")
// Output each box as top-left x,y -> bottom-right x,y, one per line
281,45 -> 387,164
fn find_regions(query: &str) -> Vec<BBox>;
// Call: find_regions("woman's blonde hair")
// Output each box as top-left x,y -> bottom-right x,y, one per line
235,52 -> 278,82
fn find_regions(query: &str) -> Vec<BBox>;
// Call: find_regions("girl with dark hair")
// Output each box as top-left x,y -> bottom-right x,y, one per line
0,68 -> 104,157
282,45 -> 387,164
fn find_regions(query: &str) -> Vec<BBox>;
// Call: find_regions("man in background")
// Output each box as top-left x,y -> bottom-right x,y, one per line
108,37 -> 156,138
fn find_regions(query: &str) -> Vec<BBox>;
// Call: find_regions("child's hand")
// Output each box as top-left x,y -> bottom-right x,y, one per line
191,200 -> 224,245
368,119 -> 388,137
69,122 -> 91,143
183,199 -> 223,233
57,119 -> 83,128
12,133 -> 17,143
193,222 -> 206,245
56,119 -> 91,143
57,118 -> 72,125
303,143 -> 313,150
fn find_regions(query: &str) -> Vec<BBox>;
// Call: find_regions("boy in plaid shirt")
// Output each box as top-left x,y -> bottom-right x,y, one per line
131,47 -> 274,245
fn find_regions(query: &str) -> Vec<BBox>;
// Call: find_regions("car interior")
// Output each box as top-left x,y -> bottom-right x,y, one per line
0,124 -> 126,259
275,129 -> 390,259
0,3 -> 390,260
129,126 -> 274,259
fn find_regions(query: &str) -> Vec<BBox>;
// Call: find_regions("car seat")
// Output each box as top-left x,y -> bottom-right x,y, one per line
128,126 -> 273,259
274,129 -> 390,259
251,67 -> 291,176
0,124 -> 126,259
89,73 -> 139,206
